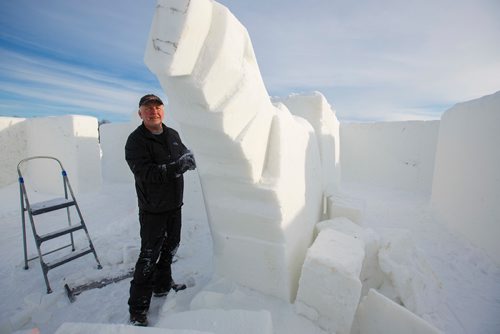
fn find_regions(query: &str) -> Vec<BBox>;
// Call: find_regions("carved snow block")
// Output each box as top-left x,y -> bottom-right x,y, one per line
295,229 -> 365,333
181,107 -> 274,182
145,0 -> 213,76
206,110 -> 322,301
145,0 -> 323,302
200,176 -> 286,242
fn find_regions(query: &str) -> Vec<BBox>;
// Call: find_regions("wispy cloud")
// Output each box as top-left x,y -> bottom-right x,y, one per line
1,0 -> 499,122
221,0 -> 500,121
0,48 -> 162,120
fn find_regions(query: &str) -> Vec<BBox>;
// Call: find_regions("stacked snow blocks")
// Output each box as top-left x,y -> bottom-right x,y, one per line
145,0 -> 323,301
295,228 -> 365,333
352,289 -> 443,334
431,91 -> 500,266
25,115 -> 102,194
275,92 -> 341,195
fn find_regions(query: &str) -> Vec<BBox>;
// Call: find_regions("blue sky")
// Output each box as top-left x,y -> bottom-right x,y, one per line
1,0 -> 499,122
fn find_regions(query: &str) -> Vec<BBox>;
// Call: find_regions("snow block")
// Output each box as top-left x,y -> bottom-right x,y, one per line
55,322 -> 211,333
157,309 -> 273,334
352,289 -> 443,334
0,116 -> 27,187
326,192 -> 365,223
316,218 -> 384,297
276,91 -> 341,194
295,229 -> 364,333
25,115 -> 102,194
210,227 -> 309,302
100,122 -> 135,183
378,229 -> 441,316
431,91 -> 500,266
180,106 -> 274,182
55,322 -> 211,334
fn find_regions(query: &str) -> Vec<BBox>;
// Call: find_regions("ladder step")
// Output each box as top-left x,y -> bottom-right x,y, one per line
30,198 -> 75,215
39,224 -> 84,243
46,247 -> 93,270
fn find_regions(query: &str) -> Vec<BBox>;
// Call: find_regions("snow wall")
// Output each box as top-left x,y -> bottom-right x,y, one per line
340,121 -> 440,193
100,122 -> 135,184
431,91 -> 500,266
0,115 -> 102,194
0,117 -> 27,186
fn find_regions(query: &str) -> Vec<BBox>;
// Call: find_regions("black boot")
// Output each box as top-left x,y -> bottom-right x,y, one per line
129,312 -> 148,326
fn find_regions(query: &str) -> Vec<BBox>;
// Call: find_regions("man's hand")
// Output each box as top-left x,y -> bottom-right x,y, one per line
176,151 -> 196,175
160,151 -> 196,178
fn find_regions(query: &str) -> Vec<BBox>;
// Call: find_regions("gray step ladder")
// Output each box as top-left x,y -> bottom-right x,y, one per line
18,156 -> 102,293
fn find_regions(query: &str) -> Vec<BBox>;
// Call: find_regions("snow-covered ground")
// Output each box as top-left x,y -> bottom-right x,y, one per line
1,170 -> 499,333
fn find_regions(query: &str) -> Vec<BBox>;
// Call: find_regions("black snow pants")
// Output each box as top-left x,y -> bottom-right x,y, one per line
128,208 -> 181,316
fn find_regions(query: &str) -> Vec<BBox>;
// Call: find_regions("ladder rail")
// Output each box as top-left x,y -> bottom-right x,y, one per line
63,172 -> 102,267
17,156 -> 102,294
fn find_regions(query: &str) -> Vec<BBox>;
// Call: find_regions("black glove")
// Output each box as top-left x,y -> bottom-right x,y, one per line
176,150 -> 196,175
159,151 -> 196,178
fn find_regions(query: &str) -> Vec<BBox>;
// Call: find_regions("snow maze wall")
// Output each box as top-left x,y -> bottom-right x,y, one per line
1,0 -> 499,332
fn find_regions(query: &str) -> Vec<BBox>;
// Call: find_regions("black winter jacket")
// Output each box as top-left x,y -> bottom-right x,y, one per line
125,123 -> 188,213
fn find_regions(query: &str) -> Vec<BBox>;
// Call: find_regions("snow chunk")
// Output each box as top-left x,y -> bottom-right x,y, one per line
326,192 -> 365,223
295,229 -> 364,333
378,229 -> 441,316
352,289 -> 443,334
316,218 -> 384,297
157,309 -> 273,334
55,322 -> 211,333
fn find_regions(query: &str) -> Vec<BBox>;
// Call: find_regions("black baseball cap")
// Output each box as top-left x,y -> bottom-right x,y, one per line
139,94 -> 164,107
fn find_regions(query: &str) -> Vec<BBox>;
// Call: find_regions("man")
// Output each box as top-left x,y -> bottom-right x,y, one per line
125,94 -> 196,326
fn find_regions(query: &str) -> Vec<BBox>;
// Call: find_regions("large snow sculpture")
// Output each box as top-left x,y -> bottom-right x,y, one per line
144,0 -> 325,301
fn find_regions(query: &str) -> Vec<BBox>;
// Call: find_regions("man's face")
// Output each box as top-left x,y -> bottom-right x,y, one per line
139,102 -> 164,129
